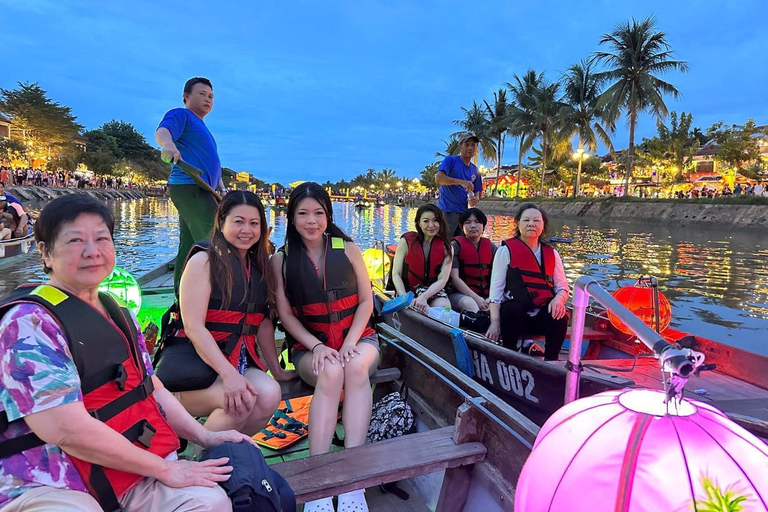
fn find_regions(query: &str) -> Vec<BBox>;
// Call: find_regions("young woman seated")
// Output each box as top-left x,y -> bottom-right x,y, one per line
447,208 -> 497,313
391,204 -> 453,314
485,203 -> 569,361
272,182 -> 378,512
172,191 -> 294,436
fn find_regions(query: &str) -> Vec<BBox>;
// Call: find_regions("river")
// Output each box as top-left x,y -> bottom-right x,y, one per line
2,198 -> 766,354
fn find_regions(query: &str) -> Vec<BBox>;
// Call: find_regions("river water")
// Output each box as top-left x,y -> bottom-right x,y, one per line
2,198 -> 766,355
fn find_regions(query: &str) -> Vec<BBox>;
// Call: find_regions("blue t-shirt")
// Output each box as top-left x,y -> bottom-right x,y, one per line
158,108 -> 221,188
2,193 -> 20,205
437,156 -> 482,213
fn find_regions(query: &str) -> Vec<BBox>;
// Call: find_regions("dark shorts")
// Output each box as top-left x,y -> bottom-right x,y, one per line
414,285 -> 448,299
292,333 -> 381,367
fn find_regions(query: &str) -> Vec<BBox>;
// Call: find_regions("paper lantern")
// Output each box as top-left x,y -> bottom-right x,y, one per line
361,247 -> 391,281
99,266 -> 142,316
608,285 -> 672,334
515,389 -> 768,512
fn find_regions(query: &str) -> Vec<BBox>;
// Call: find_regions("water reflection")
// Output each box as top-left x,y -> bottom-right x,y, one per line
1,198 -> 765,353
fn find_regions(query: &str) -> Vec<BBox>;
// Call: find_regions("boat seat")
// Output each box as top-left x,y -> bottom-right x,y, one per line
271,425 -> 486,504
279,367 -> 401,400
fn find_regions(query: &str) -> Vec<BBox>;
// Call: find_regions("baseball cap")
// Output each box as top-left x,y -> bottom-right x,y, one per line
0,195 -> 6,201
459,131 -> 480,144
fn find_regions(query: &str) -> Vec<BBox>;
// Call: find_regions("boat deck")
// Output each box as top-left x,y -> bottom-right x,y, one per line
556,357 -> 768,422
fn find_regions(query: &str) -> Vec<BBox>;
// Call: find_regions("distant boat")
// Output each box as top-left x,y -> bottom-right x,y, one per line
0,230 -> 35,261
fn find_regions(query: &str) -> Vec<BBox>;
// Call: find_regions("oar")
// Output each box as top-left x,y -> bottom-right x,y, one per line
155,150 -> 222,202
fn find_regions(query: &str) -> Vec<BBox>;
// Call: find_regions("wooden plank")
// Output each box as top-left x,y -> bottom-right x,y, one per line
278,367 -> 401,400
272,427 -> 486,503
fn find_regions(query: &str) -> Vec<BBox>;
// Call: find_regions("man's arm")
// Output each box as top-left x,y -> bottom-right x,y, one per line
435,171 -> 473,192
155,127 -> 181,164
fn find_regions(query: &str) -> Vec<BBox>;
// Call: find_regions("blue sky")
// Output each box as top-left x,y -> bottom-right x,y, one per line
2,0 -> 766,183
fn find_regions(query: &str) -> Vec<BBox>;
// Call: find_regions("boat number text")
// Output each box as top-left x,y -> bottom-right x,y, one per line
471,350 -> 538,404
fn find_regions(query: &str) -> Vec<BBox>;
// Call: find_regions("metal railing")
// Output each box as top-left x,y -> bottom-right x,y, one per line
565,276 -> 705,404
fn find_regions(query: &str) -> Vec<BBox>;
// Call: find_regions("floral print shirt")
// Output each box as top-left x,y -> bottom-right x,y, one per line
0,302 -> 153,506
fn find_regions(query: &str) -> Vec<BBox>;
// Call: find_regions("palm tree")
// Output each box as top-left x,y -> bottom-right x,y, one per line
434,137 -> 459,162
560,60 -> 616,196
507,70 -> 543,197
453,101 -> 496,164
483,89 -> 512,196
593,16 -> 688,195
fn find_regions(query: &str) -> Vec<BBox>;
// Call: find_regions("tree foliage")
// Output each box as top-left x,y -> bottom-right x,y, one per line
639,111 -> 699,182
420,163 -> 439,190
707,120 -> 765,173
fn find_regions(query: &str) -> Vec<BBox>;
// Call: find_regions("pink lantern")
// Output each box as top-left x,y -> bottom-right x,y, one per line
515,389 -> 768,512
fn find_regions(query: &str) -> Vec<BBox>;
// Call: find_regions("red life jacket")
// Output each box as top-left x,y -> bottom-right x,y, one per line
282,235 -> 375,351
0,284 -> 179,512
503,237 -> 556,310
455,236 -> 493,297
401,231 -> 447,292
167,242 -> 269,372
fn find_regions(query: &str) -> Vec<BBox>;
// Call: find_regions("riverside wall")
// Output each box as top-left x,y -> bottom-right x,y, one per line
478,198 -> 768,229
6,186 -> 148,203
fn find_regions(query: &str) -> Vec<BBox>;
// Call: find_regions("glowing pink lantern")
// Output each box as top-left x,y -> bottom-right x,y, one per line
515,389 -> 768,512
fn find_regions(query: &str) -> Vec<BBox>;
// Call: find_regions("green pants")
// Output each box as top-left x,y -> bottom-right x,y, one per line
169,184 -> 218,292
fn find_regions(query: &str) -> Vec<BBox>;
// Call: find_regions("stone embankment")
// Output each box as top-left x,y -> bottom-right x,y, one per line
6,186 -> 148,203
478,198 -> 768,228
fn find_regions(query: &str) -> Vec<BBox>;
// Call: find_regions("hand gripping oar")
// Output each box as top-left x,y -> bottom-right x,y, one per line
156,150 -> 222,202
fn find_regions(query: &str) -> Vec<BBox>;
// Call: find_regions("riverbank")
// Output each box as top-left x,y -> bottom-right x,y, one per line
479,196 -> 768,228
6,185 -> 149,203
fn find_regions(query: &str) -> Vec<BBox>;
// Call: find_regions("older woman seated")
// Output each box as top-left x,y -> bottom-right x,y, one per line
0,195 -> 250,512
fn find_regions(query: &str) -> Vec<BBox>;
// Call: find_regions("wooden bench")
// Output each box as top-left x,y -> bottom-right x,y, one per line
278,367 -> 401,400
272,425 -> 487,504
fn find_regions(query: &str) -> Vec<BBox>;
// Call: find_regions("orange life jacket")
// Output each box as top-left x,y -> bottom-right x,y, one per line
455,236 -> 493,297
253,396 -> 311,451
167,241 -> 269,372
282,235 -> 375,351
0,285 -> 179,512
401,231 -> 447,292
503,237 -> 556,310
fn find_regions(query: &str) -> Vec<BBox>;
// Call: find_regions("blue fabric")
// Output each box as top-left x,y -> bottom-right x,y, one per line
437,156 -> 482,213
449,327 -> 474,378
2,193 -> 20,205
158,108 -> 221,188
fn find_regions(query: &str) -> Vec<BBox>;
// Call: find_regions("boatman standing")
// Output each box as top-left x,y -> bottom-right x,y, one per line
435,131 -> 483,237
155,77 -> 226,291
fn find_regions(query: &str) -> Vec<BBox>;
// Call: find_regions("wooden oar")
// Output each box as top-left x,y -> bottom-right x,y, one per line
156,150 -> 222,202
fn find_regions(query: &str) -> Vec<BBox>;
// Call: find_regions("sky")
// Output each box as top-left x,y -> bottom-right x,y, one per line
2,0 -> 767,184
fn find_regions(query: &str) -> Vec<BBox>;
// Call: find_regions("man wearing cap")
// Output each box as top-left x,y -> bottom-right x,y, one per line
0,182 -> 21,207
155,77 -> 225,291
436,131 -> 483,236
0,195 -> 28,239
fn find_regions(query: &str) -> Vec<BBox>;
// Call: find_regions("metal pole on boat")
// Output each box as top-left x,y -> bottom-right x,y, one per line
564,280 -> 590,403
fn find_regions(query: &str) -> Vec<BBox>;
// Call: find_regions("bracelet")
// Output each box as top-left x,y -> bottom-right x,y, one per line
311,343 -> 322,353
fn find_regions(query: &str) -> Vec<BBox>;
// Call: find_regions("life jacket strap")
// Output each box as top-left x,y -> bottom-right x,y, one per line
90,374 -> 154,422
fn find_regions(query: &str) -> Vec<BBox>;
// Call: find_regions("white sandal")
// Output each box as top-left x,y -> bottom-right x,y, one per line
304,496 -> 335,512
337,489 -> 369,512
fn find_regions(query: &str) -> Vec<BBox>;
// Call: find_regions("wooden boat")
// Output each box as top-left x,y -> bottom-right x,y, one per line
0,231 -> 35,261
373,287 -> 768,439
136,261 -> 535,510
354,200 -> 372,209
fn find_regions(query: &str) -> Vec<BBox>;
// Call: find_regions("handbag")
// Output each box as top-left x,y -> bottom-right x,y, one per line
153,339 -> 219,392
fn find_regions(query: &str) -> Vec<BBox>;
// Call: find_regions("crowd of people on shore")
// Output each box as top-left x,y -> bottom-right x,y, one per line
0,166 -> 138,191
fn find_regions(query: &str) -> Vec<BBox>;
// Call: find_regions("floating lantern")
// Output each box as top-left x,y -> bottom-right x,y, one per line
361,248 -> 391,281
608,283 -> 672,334
99,266 -> 142,316
515,389 -> 768,512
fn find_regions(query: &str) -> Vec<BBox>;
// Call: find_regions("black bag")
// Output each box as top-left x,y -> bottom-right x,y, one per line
459,310 -> 491,334
153,340 -> 218,392
199,441 -> 296,512
367,384 -> 415,443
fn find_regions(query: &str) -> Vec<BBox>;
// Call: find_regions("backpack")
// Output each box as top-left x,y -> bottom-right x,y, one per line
198,441 -> 296,512
366,384 -> 415,443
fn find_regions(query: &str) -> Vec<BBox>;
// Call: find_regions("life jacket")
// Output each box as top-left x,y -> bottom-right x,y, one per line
162,241 -> 270,373
455,236 -> 493,297
0,284 -> 179,512
503,237 -> 556,310
253,396 -> 311,451
401,231 -> 447,292
281,235 -> 375,351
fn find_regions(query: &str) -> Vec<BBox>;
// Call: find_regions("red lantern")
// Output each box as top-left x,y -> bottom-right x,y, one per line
608,282 -> 672,334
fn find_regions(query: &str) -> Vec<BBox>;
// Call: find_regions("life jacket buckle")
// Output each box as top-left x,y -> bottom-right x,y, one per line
240,324 -> 258,336
114,365 -> 128,391
324,289 -> 340,302
136,420 -> 156,448
327,311 -> 343,323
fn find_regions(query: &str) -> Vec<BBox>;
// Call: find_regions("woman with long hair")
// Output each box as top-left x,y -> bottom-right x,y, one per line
486,203 -> 569,361
391,203 -> 453,313
272,182 -> 377,512
170,191 -> 293,435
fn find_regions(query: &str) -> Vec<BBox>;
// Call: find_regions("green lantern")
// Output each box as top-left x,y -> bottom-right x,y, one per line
99,266 -> 142,316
